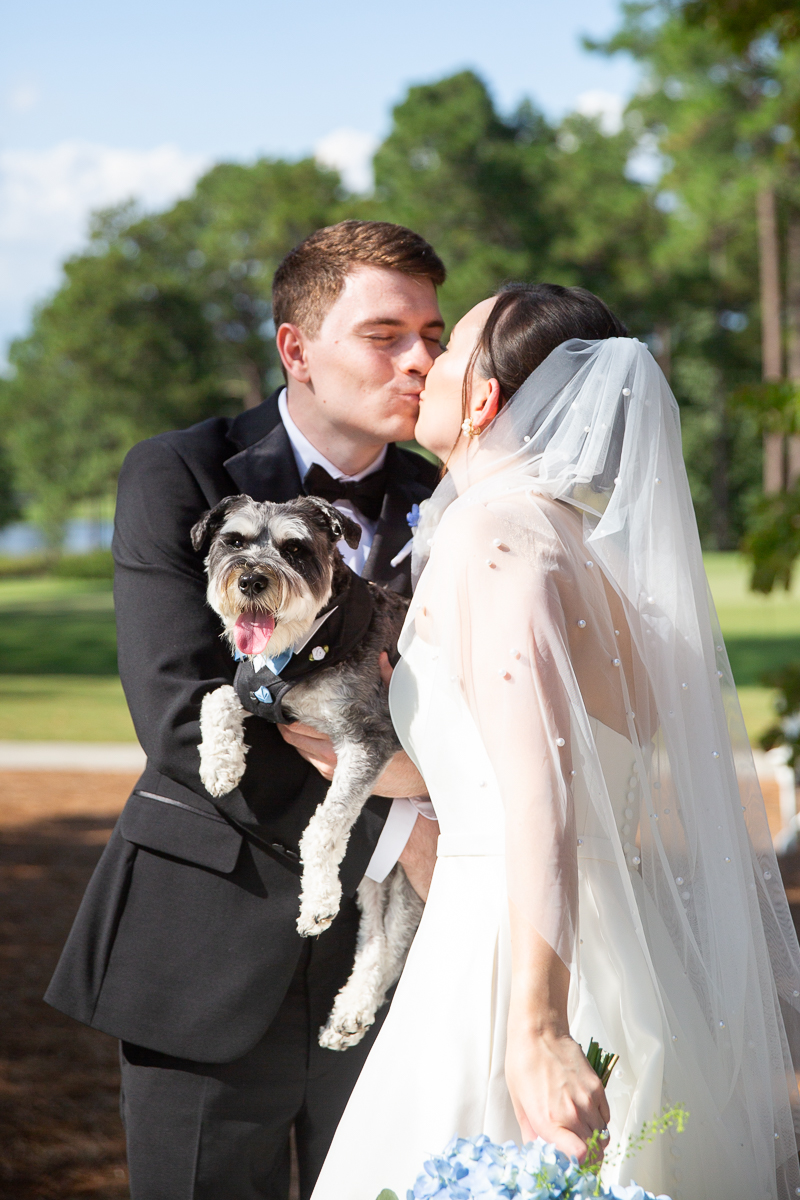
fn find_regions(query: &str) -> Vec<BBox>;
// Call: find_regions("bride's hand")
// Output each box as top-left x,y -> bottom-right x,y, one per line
505,1020 -> 609,1163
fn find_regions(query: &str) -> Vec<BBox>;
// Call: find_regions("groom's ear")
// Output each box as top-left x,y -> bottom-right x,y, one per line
276,322 -> 311,384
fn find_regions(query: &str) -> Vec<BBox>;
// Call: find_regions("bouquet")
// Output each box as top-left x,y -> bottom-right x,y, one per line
377,1041 -> 685,1200
376,1132 -> 676,1200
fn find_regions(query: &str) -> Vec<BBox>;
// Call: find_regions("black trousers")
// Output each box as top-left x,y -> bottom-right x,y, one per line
120,907 -> 387,1200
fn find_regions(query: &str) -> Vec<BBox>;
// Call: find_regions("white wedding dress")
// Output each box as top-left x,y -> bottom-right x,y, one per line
313,338 -> 800,1200
313,633 -> 760,1200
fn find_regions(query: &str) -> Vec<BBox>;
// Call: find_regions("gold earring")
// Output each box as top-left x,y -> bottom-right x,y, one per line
461,417 -> 480,438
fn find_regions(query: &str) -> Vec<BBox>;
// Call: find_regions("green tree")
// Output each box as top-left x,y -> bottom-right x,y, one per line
0,157 -> 342,548
590,0 -> 785,546
682,0 -> 800,49
367,71 -> 557,328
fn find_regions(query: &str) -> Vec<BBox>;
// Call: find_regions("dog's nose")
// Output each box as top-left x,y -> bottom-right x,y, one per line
238,572 -> 268,597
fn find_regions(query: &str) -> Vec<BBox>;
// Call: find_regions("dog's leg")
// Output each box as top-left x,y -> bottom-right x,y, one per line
318,877 -> 388,1050
297,740 -> 389,936
318,867 -> 424,1050
381,865 -> 425,988
198,685 -> 250,797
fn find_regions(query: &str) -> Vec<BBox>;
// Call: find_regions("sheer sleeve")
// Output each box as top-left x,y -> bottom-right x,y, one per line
413,494 -> 582,965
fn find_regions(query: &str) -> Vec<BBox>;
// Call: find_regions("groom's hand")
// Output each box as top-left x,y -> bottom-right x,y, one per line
276,722 -> 427,797
277,722 -> 337,780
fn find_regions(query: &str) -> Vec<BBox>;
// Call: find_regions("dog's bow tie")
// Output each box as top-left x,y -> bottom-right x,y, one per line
303,462 -> 387,523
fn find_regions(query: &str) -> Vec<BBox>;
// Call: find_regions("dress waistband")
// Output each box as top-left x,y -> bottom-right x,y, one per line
436,832 -> 504,858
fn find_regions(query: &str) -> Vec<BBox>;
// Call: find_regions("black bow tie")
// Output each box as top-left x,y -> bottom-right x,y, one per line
303,462 -> 388,523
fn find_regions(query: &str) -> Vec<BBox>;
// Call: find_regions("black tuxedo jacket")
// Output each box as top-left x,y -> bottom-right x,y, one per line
45,391 -> 437,1062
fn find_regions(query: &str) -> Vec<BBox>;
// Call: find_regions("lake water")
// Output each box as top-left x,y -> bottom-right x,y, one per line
0,519 -> 114,556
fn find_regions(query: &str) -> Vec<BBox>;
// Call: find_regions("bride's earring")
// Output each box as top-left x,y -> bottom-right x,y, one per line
461,417 -> 480,439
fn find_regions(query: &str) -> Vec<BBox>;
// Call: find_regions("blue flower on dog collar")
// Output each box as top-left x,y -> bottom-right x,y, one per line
252,685 -> 273,704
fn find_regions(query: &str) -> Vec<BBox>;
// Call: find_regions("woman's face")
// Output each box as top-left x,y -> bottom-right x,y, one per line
415,297 -> 497,460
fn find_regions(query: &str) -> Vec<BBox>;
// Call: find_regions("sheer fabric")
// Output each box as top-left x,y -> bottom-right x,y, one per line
404,338 -> 800,1197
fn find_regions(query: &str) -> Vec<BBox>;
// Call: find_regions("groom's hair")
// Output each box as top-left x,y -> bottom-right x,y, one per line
272,220 -> 446,337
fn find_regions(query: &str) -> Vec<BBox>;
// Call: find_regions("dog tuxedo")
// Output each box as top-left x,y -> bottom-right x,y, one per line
193,492 -> 424,1051
234,569 -> 377,724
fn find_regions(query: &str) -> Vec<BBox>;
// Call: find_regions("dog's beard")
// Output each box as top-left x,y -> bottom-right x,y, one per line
208,560 -> 333,660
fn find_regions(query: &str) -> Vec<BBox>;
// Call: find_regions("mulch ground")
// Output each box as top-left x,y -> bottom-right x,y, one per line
0,772 -> 135,1199
3,771 -> 800,1199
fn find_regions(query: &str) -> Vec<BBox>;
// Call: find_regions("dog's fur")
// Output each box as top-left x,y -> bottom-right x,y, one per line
191,494 -> 424,1049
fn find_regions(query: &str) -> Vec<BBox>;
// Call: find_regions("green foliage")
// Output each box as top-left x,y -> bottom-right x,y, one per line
742,487 -> 800,589
0,442 -> 20,529
585,1039 -> 619,1088
4,9 -> 799,554
375,1192 -> 399,1200
589,2 -> 787,549
0,158 -> 343,548
368,71 -> 556,328
682,0 -> 800,50
759,660 -> 800,761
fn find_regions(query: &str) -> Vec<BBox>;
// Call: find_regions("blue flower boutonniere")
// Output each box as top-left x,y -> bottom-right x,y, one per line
407,503 -> 421,530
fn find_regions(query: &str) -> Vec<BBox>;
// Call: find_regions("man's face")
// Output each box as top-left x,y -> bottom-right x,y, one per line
289,265 -> 445,446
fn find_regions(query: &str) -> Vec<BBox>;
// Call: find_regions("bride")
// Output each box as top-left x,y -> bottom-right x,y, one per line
312,283 -> 800,1200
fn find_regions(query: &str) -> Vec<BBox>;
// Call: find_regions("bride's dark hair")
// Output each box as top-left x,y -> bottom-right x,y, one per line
464,282 -> 628,417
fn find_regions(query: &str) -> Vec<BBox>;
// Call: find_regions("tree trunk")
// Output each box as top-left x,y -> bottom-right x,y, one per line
789,213 -> 800,488
758,185 -> 784,492
788,212 -> 800,383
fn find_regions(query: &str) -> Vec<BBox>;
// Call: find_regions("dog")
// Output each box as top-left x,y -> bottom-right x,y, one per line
190,493 -> 424,1049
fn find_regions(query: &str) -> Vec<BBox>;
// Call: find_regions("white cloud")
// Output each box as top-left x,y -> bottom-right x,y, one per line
8,83 -> 40,113
0,141 -> 208,358
574,90 -> 625,135
315,127 -> 378,195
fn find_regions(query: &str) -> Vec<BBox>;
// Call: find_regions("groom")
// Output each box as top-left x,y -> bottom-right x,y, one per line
45,220 -> 445,1199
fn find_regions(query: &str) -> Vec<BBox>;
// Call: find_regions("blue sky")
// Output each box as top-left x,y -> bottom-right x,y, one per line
0,0 -> 640,357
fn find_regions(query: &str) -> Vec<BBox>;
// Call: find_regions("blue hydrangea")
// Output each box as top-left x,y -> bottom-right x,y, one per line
404,1135 -> 672,1200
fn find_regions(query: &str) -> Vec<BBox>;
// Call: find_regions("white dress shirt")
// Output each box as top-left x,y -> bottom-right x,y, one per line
277,390 -> 435,882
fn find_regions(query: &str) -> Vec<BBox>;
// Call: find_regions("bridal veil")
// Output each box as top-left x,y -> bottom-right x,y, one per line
405,337 -> 800,1198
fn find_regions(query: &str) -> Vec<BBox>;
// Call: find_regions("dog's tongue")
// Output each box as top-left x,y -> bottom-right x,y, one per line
234,613 -> 275,656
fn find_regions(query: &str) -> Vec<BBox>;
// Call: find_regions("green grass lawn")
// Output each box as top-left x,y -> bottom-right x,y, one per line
0,577 -> 133,740
0,675 -> 135,741
0,558 -> 797,743
0,577 -> 117,674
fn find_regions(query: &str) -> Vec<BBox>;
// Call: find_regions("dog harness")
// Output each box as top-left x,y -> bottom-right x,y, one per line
233,570 -> 377,723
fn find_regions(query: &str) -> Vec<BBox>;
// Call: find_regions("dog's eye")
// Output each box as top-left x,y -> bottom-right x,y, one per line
284,541 -> 304,556
225,534 -> 247,549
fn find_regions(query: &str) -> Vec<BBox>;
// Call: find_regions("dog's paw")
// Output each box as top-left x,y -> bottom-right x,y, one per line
199,761 -> 240,798
297,903 -> 338,937
318,1010 -> 374,1051
297,866 -> 342,936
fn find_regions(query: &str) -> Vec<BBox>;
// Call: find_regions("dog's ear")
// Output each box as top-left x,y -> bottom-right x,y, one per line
190,496 -> 247,553
305,497 -> 363,550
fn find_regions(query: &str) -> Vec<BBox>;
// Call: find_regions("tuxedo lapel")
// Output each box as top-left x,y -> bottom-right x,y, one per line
362,444 -> 434,592
223,391 -> 303,503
